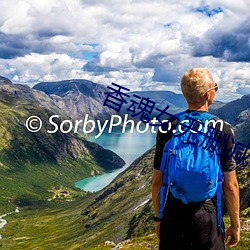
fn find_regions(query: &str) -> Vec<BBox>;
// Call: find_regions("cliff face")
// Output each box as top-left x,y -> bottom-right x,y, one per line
33,79 -> 116,122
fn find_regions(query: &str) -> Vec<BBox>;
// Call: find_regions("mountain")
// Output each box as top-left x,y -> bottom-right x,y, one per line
33,79 -> 116,122
211,94 -> 250,145
212,94 -> 250,126
0,76 -> 12,85
209,100 -> 225,111
234,108 -> 250,145
33,80 -> 226,128
128,90 -> 186,113
0,79 -> 125,212
79,147 -> 154,248
0,78 -> 248,249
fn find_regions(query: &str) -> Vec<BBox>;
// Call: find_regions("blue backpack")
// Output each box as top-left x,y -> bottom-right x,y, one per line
158,111 -> 223,229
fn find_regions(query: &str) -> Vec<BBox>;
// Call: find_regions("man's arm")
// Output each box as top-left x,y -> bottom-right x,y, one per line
152,169 -> 163,238
223,170 -> 240,248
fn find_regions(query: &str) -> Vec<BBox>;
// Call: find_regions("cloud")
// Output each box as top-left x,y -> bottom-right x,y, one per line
0,53 -> 87,86
192,18 -> 250,62
0,0 -> 249,101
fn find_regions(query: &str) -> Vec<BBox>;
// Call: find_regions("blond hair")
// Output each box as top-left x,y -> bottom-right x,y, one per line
181,68 -> 214,104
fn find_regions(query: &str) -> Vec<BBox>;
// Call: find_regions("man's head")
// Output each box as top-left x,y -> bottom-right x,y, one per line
181,68 -> 217,106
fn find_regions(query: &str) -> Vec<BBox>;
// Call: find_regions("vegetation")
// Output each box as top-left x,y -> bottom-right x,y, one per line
0,82 -> 249,249
1,145 -> 248,249
0,84 -> 122,214
1,206 -> 249,250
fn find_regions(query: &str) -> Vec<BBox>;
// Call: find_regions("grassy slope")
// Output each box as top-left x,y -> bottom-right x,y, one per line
0,91 -> 105,213
1,147 -> 249,249
0,148 -> 154,249
0,199 -> 89,250
0,202 -> 249,250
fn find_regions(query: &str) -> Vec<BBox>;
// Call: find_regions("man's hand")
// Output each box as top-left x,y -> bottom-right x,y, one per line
152,169 -> 163,240
225,225 -> 240,248
155,221 -> 161,239
223,171 -> 240,248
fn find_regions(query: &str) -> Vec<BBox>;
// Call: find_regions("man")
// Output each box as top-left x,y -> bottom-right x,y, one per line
152,68 -> 240,249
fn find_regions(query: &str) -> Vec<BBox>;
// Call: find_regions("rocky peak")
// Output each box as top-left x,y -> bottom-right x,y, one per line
0,76 -> 12,85
33,79 -> 116,122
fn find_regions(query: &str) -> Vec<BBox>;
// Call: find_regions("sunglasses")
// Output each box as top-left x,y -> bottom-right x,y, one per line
203,83 -> 218,95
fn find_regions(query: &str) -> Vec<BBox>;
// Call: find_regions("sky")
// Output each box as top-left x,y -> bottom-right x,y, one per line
0,0 -> 249,102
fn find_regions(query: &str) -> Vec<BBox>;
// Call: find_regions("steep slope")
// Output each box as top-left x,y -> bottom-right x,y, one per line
1,146 -> 249,249
79,147 -> 155,248
213,94 -> 250,125
211,94 -> 250,145
234,108 -> 250,145
0,82 -> 124,212
33,79 -> 116,122
0,75 -> 12,85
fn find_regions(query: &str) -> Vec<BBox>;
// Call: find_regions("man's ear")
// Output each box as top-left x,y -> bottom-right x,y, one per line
204,92 -> 209,100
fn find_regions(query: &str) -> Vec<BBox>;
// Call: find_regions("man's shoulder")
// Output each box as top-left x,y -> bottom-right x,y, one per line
212,116 -> 234,134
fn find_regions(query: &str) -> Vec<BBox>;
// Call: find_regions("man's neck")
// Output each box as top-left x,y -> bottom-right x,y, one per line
187,103 -> 209,112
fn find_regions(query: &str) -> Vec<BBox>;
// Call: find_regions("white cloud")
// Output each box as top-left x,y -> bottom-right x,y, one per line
0,0 -> 249,101
0,53 -> 87,86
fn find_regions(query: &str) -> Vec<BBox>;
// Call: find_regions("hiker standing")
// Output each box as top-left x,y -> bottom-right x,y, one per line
152,68 -> 240,249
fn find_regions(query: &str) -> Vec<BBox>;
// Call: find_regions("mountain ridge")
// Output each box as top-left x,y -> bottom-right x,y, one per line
0,76 -> 12,85
33,79 -> 116,122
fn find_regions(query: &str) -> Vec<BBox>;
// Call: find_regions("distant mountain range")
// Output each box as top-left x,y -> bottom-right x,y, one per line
128,90 -> 187,114
33,79 -> 225,125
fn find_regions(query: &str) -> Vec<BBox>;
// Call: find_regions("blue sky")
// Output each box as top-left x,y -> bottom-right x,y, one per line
0,0 -> 249,102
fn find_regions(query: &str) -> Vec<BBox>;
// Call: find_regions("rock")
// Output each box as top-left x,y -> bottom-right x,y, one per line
105,240 -> 116,247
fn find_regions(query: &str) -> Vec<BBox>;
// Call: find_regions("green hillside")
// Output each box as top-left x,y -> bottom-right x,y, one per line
0,83 -> 124,213
1,147 -> 249,249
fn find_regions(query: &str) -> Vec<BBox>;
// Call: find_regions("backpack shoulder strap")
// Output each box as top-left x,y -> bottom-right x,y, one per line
198,112 -> 223,230
200,112 -> 217,120
174,111 -> 217,122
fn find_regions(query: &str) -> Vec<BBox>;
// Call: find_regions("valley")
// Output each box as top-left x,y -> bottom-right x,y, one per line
0,76 -> 249,249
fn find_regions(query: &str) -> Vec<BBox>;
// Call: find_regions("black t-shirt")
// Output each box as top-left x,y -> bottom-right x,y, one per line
153,110 -> 236,172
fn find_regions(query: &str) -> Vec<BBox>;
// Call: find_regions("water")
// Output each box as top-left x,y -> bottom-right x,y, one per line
75,129 -> 156,192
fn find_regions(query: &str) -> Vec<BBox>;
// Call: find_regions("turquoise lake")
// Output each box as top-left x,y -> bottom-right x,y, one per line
75,129 -> 156,192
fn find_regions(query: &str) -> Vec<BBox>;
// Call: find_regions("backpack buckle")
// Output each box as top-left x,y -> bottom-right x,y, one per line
169,149 -> 176,155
